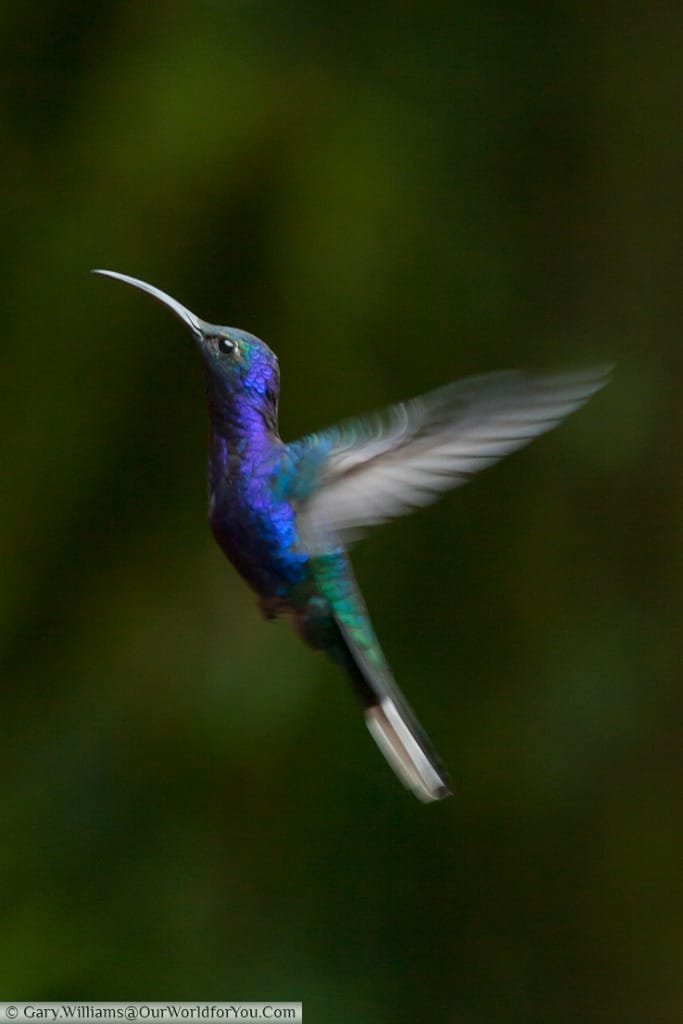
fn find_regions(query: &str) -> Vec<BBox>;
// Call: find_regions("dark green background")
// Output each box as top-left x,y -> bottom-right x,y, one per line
1,3 -> 681,1021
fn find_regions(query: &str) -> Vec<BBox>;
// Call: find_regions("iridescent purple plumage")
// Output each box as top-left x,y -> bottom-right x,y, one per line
94,269 -> 611,803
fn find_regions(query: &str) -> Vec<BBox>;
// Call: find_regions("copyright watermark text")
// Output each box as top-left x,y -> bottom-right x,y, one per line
0,1007 -> 300,1024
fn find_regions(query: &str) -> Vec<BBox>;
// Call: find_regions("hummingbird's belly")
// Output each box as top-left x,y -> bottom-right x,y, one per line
209,492 -> 312,605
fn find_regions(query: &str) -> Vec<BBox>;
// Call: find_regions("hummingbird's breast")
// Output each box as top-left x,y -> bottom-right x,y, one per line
208,447 -> 312,606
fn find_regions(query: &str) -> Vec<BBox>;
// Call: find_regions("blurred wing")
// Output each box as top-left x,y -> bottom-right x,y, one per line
297,367 -> 611,551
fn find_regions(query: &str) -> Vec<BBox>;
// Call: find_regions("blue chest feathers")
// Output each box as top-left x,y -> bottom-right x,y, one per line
208,450 -> 310,600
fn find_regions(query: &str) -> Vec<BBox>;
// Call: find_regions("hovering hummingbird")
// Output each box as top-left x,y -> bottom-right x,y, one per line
94,269 -> 610,802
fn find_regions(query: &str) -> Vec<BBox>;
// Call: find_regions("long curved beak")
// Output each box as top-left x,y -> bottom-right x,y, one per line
92,269 -> 207,339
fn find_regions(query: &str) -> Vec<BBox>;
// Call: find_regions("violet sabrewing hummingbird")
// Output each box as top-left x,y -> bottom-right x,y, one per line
94,269 -> 610,802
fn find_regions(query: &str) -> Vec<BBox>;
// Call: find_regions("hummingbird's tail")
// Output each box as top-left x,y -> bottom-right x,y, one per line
307,549 -> 451,801
334,618 -> 452,803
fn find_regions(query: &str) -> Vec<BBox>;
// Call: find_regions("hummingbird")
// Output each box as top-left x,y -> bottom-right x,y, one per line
94,269 -> 610,802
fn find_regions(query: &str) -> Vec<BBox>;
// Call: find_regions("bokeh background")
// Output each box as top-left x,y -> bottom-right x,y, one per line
1,3 -> 681,1021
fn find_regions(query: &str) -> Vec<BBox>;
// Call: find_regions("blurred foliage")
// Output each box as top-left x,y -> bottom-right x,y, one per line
1,2 -> 682,1021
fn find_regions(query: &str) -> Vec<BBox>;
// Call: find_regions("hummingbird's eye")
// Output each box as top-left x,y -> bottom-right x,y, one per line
217,336 -> 235,355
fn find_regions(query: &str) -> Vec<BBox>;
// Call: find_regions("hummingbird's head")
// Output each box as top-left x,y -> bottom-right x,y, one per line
193,323 -> 280,405
92,270 -> 280,407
